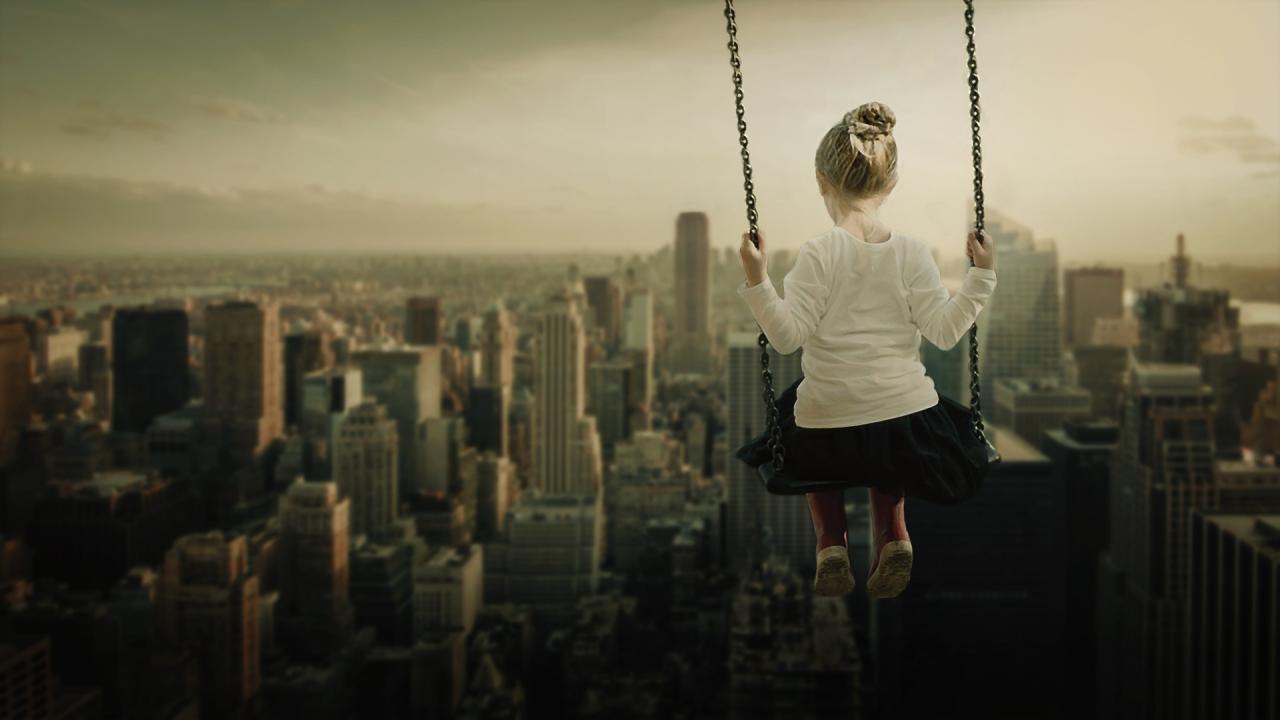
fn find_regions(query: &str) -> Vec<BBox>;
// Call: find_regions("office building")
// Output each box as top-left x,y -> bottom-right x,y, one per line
283,329 -> 334,428
353,346 -> 442,493
726,331 -> 811,573
111,307 -> 190,435
276,479 -> 355,653
483,493 -> 603,628
669,212 -> 713,375
413,543 -> 484,638
873,426 -> 1061,719
160,531 -> 261,717
0,319 -> 32,467
204,300 -> 284,459
1063,267 -> 1124,349
979,212 -> 1063,394
405,296 -> 445,346
583,275 -> 622,352
1187,512 -> 1279,720
992,377 -> 1092,447
531,287 -> 603,496
333,401 -> 400,540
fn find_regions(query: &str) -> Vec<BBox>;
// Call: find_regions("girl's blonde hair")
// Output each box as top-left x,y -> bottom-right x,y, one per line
815,101 -> 898,207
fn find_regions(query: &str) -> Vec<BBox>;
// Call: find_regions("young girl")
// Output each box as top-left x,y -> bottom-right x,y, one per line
735,101 -> 996,598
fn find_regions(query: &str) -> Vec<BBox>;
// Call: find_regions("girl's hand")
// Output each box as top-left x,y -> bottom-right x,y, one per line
739,230 -> 767,287
967,228 -> 995,270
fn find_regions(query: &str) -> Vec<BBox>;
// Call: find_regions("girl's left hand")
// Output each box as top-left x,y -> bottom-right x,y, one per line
739,230 -> 767,287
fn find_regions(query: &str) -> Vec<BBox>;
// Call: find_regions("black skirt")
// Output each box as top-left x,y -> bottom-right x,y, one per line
734,375 -> 988,504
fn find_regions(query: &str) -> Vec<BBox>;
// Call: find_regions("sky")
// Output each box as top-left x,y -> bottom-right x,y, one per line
0,0 -> 1277,263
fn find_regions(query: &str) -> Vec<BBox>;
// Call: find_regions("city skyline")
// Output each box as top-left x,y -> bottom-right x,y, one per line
1,0 -> 1277,262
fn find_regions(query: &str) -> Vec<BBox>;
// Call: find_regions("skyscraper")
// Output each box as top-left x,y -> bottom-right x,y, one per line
873,426 -> 1062,719
353,346 -> 442,492
1096,363 -> 1215,720
1187,511 -> 1279,720
531,287 -> 602,496
283,328 -> 334,428
333,401 -> 400,539
979,212 -> 1062,396
670,211 -> 713,375
405,296 -> 445,346
725,331 -> 811,572
586,360 -> 632,463
160,531 -> 261,718
1063,267 -> 1124,349
111,307 -> 190,435
204,300 -> 284,459
275,478 -> 355,653
0,319 -> 32,466
582,275 -> 622,352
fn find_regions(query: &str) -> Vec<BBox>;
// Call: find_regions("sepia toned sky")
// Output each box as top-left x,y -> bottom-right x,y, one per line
0,0 -> 1277,262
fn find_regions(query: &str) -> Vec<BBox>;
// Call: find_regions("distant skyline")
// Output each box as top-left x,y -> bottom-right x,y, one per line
1,0 -> 1277,263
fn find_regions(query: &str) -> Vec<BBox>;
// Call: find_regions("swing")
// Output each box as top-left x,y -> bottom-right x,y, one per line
724,0 -> 1002,496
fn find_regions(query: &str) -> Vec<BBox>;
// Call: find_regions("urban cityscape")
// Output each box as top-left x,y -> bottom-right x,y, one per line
0,209 -> 1277,719
2,0 -> 1278,718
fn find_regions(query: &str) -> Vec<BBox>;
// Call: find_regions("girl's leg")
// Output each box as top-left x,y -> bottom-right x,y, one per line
866,486 -> 913,598
807,488 -> 854,596
805,488 -> 848,553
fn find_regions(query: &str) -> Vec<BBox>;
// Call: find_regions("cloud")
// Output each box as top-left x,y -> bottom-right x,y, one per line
60,100 -> 173,141
193,97 -> 289,125
1179,114 -> 1280,165
0,169 -> 616,255
0,158 -> 33,175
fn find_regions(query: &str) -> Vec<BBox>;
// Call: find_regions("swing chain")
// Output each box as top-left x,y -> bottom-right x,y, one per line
725,0 -> 785,473
964,0 -> 989,447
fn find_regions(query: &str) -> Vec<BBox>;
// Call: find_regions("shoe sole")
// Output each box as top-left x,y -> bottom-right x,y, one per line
814,547 -> 855,596
866,540 -> 913,599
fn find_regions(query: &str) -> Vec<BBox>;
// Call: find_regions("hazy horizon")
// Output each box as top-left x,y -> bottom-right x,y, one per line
1,0 -> 1277,263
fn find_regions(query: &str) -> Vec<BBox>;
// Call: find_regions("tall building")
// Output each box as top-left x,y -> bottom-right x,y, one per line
669,212 -> 713,374
0,635 -> 54,720
1133,234 -> 1243,452
992,377 -> 1093,448
1187,512 -> 1279,720
483,493 -> 604,628
300,366 -> 363,447
160,531 -> 261,718
283,328 -> 334,428
619,286 -> 655,432
474,452 -> 514,543
531,287 -> 603,496
583,275 -> 623,351
275,478 -> 355,653
413,543 -> 484,638
40,326 -> 86,385
204,301 -> 284,459
607,431 -> 693,572
353,346 -> 442,493
1096,363 -> 1215,720
350,540 -> 415,645
0,319 -> 32,466
979,212 -> 1062,395
77,342 -> 111,422
111,307 -> 190,435
1042,419 -> 1119,720
586,360 -> 633,463
333,401 -> 400,539
725,331 -> 812,573
729,555 -> 862,718
1069,344 -> 1130,420
1063,267 -> 1124,349
465,385 -> 506,457
873,426 -> 1062,719
405,296 -> 445,346
478,300 -> 516,390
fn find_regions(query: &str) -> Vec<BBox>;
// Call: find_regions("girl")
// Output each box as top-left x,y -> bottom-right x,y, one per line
735,101 -> 996,598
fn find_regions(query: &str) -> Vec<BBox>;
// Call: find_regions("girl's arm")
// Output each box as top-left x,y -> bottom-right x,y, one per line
906,238 -> 996,350
737,239 -> 830,355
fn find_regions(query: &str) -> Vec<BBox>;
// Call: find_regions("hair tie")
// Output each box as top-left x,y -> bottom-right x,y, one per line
844,119 -> 886,158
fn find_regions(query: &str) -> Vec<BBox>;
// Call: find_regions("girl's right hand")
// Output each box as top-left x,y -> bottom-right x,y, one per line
967,229 -> 994,270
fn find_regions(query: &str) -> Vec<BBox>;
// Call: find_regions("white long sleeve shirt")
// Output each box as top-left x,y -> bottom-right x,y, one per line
736,225 -> 997,428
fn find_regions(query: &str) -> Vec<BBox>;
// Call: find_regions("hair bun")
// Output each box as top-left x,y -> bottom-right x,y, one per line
843,102 -> 896,139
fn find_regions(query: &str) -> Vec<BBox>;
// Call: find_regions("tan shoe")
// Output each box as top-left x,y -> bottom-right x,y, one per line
866,539 -> 913,599
814,545 -> 855,596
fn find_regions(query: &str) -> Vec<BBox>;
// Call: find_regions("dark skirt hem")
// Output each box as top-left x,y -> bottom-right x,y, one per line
734,376 -> 988,504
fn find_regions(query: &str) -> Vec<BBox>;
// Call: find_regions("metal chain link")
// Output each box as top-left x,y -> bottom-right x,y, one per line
724,0 -> 785,473
963,0 -> 990,446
